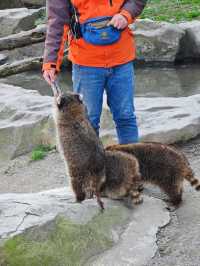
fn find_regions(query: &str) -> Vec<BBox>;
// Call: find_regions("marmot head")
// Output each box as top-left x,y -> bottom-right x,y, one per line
54,92 -> 86,120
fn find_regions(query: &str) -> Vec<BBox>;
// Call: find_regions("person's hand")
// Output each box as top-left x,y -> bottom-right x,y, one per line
43,68 -> 57,86
108,14 -> 128,30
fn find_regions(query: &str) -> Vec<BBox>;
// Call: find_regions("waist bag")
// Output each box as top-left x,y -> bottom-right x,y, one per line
81,16 -> 122,45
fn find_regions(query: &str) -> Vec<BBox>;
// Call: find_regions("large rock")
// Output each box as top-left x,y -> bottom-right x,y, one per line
0,24 -> 46,51
0,83 -> 55,160
0,56 -> 42,77
132,19 -> 185,63
102,94 -> 200,144
0,8 -> 45,37
3,42 -> 44,63
0,0 -> 23,9
0,54 -> 8,65
0,188 -> 170,266
0,0 -> 45,9
22,0 -> 46,7
1,83 -> 200,160
178,21 -> 200,60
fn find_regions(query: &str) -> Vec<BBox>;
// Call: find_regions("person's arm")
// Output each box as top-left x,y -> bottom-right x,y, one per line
42,0 -> 70,75
120,0 -> 148,24
109,0 -> 148,30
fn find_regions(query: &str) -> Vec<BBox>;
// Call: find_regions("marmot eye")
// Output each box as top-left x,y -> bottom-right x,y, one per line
74,94 -> 83,103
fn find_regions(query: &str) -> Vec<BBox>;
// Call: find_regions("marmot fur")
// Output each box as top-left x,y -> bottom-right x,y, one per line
106,142 -> 200,205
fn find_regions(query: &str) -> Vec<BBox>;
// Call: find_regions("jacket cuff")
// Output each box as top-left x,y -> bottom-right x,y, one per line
42,62 -> 59,73
120,9 -> 135,24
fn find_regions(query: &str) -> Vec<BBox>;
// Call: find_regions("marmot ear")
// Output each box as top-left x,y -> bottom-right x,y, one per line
74,93 -> 83,103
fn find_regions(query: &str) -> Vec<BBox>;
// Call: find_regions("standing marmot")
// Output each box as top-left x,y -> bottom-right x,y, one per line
106,142 -> 200,205
53,92 -> 106,209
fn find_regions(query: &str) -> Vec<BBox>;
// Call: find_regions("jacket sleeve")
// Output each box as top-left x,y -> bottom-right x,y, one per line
120,0 -> 148,24
42,0 -> 70,72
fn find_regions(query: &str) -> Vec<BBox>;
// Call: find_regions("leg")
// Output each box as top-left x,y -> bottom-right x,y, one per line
72,64 -> 106,135
130,174 -> 143,205
105,62 -> 139,144
71,178 -> 86,202
163,181 -> 183,206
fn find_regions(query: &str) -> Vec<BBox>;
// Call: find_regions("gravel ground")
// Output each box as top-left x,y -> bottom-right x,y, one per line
148,136 -> 200,266
0,149 -> 68,193
0,136 -> 200,266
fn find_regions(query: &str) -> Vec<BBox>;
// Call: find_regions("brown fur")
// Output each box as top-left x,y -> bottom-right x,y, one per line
106,142 -> 200,205
101,150 -> 143,206
53,92 -> 106,209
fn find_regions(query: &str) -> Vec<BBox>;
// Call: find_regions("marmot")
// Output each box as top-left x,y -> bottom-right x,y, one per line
106,142 -> 200,205
53,92 -> 106,210
102,150 -> 143,206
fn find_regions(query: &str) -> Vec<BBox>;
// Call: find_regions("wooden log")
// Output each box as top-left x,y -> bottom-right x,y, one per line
0,25 -> 46,51
0,57 -> 43,77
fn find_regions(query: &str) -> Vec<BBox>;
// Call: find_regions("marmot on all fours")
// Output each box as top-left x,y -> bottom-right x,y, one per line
102,150 -> 143,206
53,92 -> 143,209
106,142 -> 200,205
53,92 -> 106,210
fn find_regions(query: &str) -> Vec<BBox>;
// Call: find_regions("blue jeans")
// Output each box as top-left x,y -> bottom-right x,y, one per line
72,62 -> 139,144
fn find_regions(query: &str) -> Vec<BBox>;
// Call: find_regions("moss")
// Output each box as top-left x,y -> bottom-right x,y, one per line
0,207 -> 129,266
34,9 -> 47,26
31,145 -> 55,161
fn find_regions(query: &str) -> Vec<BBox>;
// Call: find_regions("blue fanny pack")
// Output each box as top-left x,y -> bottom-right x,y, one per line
81,16 -> 122,46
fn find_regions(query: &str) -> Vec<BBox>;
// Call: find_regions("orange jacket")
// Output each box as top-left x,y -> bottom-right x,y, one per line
42,0 -> 147,72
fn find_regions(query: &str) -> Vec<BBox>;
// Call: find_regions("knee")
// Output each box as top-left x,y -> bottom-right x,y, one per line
114,115 -> 137,127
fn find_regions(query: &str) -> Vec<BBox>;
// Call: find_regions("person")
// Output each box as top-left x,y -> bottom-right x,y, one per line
42,0 -> 147,144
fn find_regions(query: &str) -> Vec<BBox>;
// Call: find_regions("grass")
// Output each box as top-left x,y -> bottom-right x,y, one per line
31,145 -> 55,161
141,0 -> 200,22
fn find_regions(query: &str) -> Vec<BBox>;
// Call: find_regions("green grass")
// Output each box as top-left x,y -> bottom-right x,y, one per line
31,145 -> 55,161
141,0 -> 200,22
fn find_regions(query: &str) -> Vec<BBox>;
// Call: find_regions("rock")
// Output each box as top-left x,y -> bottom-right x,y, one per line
178,21 -> 200,61
1,82 -> 200,160
0,7 -> 46,37
3,42 -> 44,64
0,0 -> 45,9
22,0 -> 46,7
0,83 -> 55,160
132,19 -> 184,63
0,0 -> 23,9
102,94 -> 200,144
0,188 -> 170,266
0,24 -> 46,51
0,54 -> 8,65
0,56 -> 42,77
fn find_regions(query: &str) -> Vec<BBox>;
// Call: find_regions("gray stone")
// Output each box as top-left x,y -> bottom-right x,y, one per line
0,7 -> 45,37
1,82 -> 200,160
3,42 -> 44,64
0,56 -> 42,77
22,0 -> 46,7
102,94 -> 200,144
0,0 -> 23,9
0,188 -> 170,266
132,19 -> 185,63
0,54 -> 8,65
0,83 -> 55,160
178,20 -> 200,60
0,24 -> 46,51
